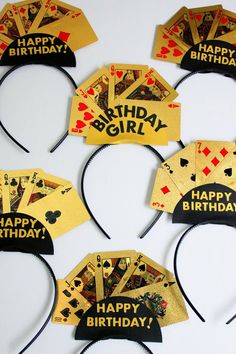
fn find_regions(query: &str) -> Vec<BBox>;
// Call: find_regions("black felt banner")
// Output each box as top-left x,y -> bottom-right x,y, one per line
173,183 -> 236,226
0,213 -> 53,254
0,33 -> 76,67
181,40 -> 236,78
75,296 -> 162,342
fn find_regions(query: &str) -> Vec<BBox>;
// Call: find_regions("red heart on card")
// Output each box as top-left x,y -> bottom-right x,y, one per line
147,78 -> 155,85
172,25 -> 179,33
221,16 -> 228,24
76,120 -> 86,129
116,71 -> 123,78
78,102 -> 88,111
195,14 -> 202,22
168,40 -> 177,48
173,48 -> 182,57
162,33 -> 168,39
161,46 -> 170,54
87,88 -> 94,95
84,112 -> 94,121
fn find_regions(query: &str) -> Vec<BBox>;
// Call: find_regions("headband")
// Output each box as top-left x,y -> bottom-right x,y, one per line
174,223 -> 236,324
1,247 -> 57,354
81,144 -> 165,239
0,0 -> 97,152
0,63 -> 77,153
0,169 -> 90,351
78,339 -> 154,354
153,5 -> 236,78
51,64 -> 181,151
52,251 -> 188,352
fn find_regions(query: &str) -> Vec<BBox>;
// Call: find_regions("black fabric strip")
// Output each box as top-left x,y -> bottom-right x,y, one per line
79,338 -> 154,354
0,248 -> 57,353
0,63 -> 77,153
81,144 -> 165,239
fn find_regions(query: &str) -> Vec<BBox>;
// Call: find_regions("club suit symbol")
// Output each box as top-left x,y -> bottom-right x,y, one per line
45,210 -> 61,224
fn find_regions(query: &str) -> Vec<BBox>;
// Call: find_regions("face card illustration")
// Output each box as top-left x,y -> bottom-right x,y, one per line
94,250 -> 136,301
165,6 -> 194,47
13,0 -> 43,35
108,64 -> 148,103
65,254 -> 97,306
29,0 -> 80,32
119,68 -> 178,102
52,279 -> 91,325
188,5 -> 223,42
153,26 -> 186,64
195,141 -> 236,185
150,168 -> 182,213
32,8 -> 98,52
214,9 -> 236,39
0,33 -> 11,58
76,67 -> 109,116
19,184 -> 90,239
2,169 -> 40,213
162,143 -> 196,195
0,4 -> 21,41
119,281 -> 188,327
204,147 -> 236,189
19,171 -> 70,207
69,95 -> 95,137
113,252 -> 173,296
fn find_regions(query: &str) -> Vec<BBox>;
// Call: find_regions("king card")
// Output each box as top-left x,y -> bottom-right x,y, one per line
119,68 -> 178,102
12,0 -> 43,35
0,4 -> 21,41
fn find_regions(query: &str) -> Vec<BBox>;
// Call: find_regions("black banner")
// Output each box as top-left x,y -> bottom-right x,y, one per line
181,40 -> 236,78
75,296 -> 162,342
173,183 -> 236,226
0,213 -> 53,254
0,33 -> 76,67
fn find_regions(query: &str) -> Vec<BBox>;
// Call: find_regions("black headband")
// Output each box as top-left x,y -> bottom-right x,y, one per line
81,144 -> 165,239
173,223 -> 236,325
79,338 -> 154,354
173,68 -> 236,150
1,247 -> 57,353
0,63 -> 76,153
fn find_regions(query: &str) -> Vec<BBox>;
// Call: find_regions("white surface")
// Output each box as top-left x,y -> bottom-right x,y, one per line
0,0 -> 236,353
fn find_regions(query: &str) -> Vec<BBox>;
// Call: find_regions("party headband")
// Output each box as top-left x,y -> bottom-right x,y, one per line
51,64 -> 181,151
0,0 -> 97,152
0,168 -> 90,352
153,5 -> 236,77
52,251 -> 188,352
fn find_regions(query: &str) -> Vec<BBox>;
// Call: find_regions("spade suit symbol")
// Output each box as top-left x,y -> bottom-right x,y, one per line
138,264 -> 146,272
180,158 -> 189,167
45,210 -> 61,224
224,168 -> 232,177
74,279 -> 81,287
103,260 -> 110,268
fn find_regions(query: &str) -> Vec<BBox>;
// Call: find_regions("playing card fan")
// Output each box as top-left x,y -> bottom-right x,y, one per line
50,64 -> 181,239
153,5 -> 236,77
52,251 -> 188,353
0,0 -> 97,152
0,168 -> 90,353
150,140 -> 236,324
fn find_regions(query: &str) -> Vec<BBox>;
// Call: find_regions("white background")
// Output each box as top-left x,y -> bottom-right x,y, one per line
0,0 -> 236,353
